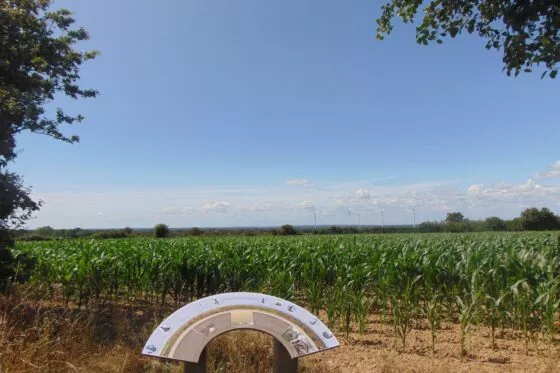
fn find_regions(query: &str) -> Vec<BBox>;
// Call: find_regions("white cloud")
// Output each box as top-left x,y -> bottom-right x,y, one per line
26,162 -> 560,228
467,184 -> 484,197
202,201 -> 230,213
536,160 -> 560,180
284,178 -> 317,190
285,178 -> 309,186
356,188 -> 371,200
238,203 -> 278,213
300,200 -> 316,212
371,196 -> 399,207
162,206 -> 197,215
466,178 -> 560,207
400,189 -> 420,208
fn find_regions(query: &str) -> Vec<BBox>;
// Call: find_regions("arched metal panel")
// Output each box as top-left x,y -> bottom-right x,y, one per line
142,292 -> 339,362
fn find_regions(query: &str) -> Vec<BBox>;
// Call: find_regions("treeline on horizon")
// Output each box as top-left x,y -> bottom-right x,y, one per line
14,207 -> 560,241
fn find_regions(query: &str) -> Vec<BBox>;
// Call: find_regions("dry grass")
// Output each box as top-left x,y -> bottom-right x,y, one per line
1,289 -> 559,372
206,330 -> 331,372
0,291 -> 332,372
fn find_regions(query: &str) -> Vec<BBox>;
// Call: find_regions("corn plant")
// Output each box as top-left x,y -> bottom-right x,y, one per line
455,269 -> 485,358
11,231 -> 560,354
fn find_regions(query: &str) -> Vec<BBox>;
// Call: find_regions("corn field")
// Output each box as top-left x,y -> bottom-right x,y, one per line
13,232 -> 560,355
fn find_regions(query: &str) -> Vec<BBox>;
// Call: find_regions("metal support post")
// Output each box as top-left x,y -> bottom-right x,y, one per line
273,340 -> 298,373
184,349 -> 207,373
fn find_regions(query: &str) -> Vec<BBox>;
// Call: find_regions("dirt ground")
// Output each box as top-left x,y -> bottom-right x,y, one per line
1,295 -> 559,372
302,318 -> 560,373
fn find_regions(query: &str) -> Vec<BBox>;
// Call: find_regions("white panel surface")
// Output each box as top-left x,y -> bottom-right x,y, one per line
142,292 -> 339,362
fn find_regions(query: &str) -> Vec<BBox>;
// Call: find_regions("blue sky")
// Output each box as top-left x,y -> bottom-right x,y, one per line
14,0 -> 560,228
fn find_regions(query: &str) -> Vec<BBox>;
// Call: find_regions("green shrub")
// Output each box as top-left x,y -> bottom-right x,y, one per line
0,231 -> 35,293
154,223 -> 170,238
279,224 -> 297,236
91,230 -> 129,239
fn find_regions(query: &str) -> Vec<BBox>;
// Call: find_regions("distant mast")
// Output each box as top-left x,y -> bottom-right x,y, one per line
314,211 -> 317,231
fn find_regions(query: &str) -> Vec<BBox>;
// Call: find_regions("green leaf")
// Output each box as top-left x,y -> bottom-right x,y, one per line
467,20 -> 475,34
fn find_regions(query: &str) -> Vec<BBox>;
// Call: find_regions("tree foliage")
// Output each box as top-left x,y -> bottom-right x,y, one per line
376,1 -> 560,78
519,207 -> 560,231
190,227 -> 204,236
445,212 -> 465,223
154,224 -> 170,238
1,0 -> 98,167
1,172 -> 40,291
1,173 -> 41,230
34,225 -> 55,237
1,0 -> 97,227
418,220 -> 444,233
279,224 -> 298,236
0,229 -> 15,292
1,0 -> 97,290
485,216 -> 507,231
